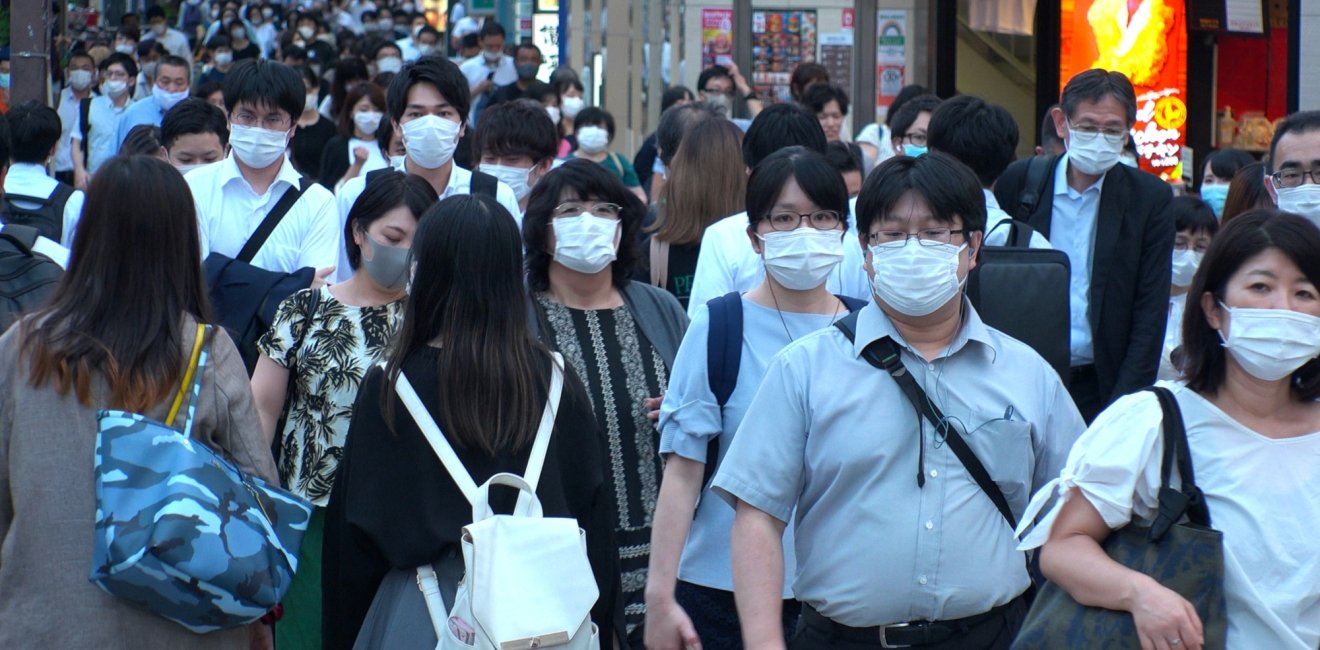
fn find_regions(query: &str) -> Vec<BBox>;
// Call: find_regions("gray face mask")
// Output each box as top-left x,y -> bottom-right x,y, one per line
361,235 -> 411,290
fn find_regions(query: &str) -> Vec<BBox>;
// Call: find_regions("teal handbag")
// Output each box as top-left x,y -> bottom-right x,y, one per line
91,324 -> 313,633
1012,387 -> 1228,649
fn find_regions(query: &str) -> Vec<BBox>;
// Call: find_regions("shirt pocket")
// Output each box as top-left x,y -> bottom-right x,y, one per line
964,418 -> 1034,513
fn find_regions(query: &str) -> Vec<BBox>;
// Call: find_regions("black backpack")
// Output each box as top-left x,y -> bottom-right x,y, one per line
364,167 -> 499,198
0,224 -> 63,333
4,183 -> 76,242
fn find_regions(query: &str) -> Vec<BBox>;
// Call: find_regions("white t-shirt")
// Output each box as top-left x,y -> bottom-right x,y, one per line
1157,294 -> 1187,381
1018,383 -> 1320,650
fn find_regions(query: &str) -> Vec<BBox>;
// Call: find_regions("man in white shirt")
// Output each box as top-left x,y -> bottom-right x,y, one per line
54,51 -> 97,186
459,21 -> 516,124
394,13 -> 434,61
334,55 -> 520,282
70,52 -> 137,188
187,59 -> 338,279
3,102 -> 86,249
687,103 -> 870,318
142,5 -> 192,60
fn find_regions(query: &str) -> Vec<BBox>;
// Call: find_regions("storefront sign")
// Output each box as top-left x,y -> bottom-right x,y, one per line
751,10 -> 818,104
876,10 -> 908,121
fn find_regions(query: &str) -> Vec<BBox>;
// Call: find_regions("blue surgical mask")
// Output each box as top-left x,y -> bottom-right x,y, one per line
902,143 -> 927,158
1200,184 -> 1228,219
0,73 -> 10,90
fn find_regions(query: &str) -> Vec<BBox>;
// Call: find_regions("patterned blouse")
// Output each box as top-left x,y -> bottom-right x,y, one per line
535,294 -> 668,638
258,286 -> 404,506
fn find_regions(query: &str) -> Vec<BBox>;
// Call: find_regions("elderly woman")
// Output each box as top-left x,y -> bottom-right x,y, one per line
1018,209 -> 1320,650
523,158 -> 689,645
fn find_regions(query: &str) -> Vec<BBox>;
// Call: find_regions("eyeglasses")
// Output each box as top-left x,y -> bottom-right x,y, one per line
868,228 -> 968,247
766,210 -> 843,231
231,110 -> 291,131
1271,168 -> 1320,189
553,201 -> 622,219
1068,121 -> 1129,139
902,132 -> 928,146
703,86 -> 735,97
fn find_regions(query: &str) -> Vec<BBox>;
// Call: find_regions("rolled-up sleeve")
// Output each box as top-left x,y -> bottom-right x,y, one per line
657,305 -> 723,462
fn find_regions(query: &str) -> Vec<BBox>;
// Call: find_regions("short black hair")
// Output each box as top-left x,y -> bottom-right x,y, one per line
1040,104 -> 1065,151
574,106 -> 614,139
886,84 -> 929,126
296,64 -> 320,91
344,171 -> 439,268
745,146 -> 850,229
100,51 -> 138,79
139,40 -> 166,60
6,101 -> 62,164
461,33 -> 480,49
657,102 -> 718,167
385,55 -> 470,125
145,5 -> 166,21
824,140 -> 863,174
889,94 -> 941,141
661,86 -> 694,113
1060,68 -> 1137,125
696,65 -> 732,93
475,99 -> 559,163
118,124 -> 163,156
1267,110 -> 1320,174
162,98 -> 231,149
193,80 -> 223,101
524,81 -> 558,105
523,159 -> 644,292
927,95 -> 1019,187
157,54 -> 193,82
222,58 -> 309,122
801,83 -> 850,117
370,39 -> 402,60
1169,196 -> 1219,236
479,20 -> 507,40
67,50 -> 95,68
1201,148 -> 1255,184
515,41 -> 542,59
117,26 -> 141,43
742,102 -> 827,168
855,152 -> 987,237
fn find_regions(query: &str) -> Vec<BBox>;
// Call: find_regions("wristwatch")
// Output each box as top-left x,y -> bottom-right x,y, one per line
744,90 -> 759,102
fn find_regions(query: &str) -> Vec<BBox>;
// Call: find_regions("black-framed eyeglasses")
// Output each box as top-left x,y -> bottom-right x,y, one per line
868,228 -> 968,247
1271,168 -> 1320,189
902,132 -> 928,146
552,201 -> 622,219
766,210 -> 843,231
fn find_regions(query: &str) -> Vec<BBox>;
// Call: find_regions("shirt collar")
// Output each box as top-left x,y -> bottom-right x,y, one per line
851,298 -> 1000,362
983,188 -> 1001,212
1054,152 -> 1105,198
8,162 -> 49,177
397,158 -> 472,198
218,153 -> 302,194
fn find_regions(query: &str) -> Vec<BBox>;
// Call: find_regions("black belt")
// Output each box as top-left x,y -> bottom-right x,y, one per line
801,594 -> 1025,648
1068,363 -> 1097,384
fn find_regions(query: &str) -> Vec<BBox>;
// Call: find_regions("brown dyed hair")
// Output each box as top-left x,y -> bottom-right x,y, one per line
336,82 -> 387,139
651,118 -> 746,246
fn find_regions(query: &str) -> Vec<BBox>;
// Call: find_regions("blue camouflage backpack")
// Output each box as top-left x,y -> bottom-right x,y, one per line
91,324 -> 313,633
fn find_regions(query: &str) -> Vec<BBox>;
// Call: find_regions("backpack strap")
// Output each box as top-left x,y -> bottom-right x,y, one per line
649,236 -> 670,288
705,292 -> 744,408
80,97 -> 92,164
1016,154 -> 1058,239
516,352 -> 565,512
0,224 -> 41,254
838,294 -> 869,312
236,177 -> 311,263
470,170 -> 498,198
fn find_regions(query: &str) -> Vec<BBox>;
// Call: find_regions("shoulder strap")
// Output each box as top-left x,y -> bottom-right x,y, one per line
649,237 -> 670,288
80,97 -> 92,162
515,352 -> 565,512
236,177 -> 311,263
837,294 -> 869,312
167,323 -> 207,428
0,224 -> 41,254
1017,154 -> 1058,229
50,183 -> 76,211
470,170 -> 498,198
834,314 -> 1018,530
1147,386 -> 1210,540
179,325 -> 212,439
705,292 -> 744,408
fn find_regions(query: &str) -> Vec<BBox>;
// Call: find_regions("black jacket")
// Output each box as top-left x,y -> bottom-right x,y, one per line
994,157 -> 1174,408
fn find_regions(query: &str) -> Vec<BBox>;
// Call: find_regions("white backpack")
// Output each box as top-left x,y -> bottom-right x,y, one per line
393,353 -> 601,650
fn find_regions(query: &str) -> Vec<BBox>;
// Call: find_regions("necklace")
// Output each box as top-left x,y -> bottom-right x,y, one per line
767,281 -> 843,342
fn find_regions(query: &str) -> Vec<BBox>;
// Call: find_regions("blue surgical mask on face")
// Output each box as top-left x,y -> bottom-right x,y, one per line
903,143 -> 927,158
1200,183 -> 1228,218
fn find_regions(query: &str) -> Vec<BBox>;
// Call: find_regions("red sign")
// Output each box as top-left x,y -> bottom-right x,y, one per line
842,8 -> 855,30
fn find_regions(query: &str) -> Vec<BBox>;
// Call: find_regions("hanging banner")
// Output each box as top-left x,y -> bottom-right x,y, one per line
1061,0 -> 1188,181
875,10 -> 908,121
532,13 -> 560,81
751,10 -> 817,104
702,8 -> 735,68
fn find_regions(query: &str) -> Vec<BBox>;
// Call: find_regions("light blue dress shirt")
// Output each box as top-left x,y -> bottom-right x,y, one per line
114,97 -> 166,152
1048,153 -> 1105,366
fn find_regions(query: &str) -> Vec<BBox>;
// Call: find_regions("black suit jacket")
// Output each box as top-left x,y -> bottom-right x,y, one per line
994,157 -> 1174,407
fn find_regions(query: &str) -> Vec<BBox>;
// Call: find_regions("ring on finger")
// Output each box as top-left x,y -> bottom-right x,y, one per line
1167,640 -> 1182,646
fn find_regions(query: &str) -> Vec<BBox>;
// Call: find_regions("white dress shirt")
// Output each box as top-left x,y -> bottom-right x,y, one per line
332,159 -> 521,282
143,27 -> 192,59
188,155 -> 340,274
459,54 -> 518,89
1047,153 -> 1104,366
686,198 -> 871,319
3,163 -> 87,248
54,87 -> 90,173
69,94 -> 130,175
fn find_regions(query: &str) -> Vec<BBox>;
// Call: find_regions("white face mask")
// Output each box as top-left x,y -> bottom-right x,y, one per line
173,162 -> 206,175
1218,303 -> 1320,381
401,114 -> 460,169
68,69 -> 94,91
376,56 -> 403,74
545,105 -> 562,124
298,26 -> 316,40
354,110 -> 383,135
552,213 -> 619,274
229,123 -> 290,169
1171,249 -> 1202,288
704,92 -> 732,114
482,49 -> 502,63
390,154 -> 407,169
102,79 -> 129,98
214,51 -> 234,66
153,85 -> 190,112
562,95 -> 584,119
577,126 -> 610,154
151,23 -> 168,36
115,43 -> 137,55
757,228 -> 844,291
1275,184 -> 1320,225
480,163 -> 534,200
1067,121 -> 1126,176
870,240 -> 966,317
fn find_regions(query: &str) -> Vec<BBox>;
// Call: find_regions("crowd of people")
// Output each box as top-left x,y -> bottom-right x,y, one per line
0,2 -> 1318,650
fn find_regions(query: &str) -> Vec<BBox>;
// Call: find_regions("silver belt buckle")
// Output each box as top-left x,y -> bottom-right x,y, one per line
880,622 -> 912,648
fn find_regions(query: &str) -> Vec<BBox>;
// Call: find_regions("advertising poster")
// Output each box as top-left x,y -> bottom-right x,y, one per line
1061,0 -> 1188,181
751,10 -> 817,104
532,13 -> 560,81
819,33 -> 854,97
702,9 -> 735,69
875,10 -> 908,121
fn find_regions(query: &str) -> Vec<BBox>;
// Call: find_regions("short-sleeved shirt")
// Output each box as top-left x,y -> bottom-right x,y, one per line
659,297 -> 847,595
712,300 -> 1085,626
70,94 -> 130,174
257,286 -> 404,505
1017,383 -> 1320,650
114,96 -> 167,152
574,151 -> 641,188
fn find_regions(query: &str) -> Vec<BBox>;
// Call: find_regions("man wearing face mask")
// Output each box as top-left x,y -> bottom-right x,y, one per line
161,98 -> 231,174
70,53 -> 138,189
334,55 -> 521,281
715,153 -> 1085,650
1264,110 -> 1320,226
994,69 -> 1175,422
54,51 -> 98,186
140,5 -> 192,60
459,21 -> 517,122
487,42 -> 545,108
696,64 -> 761,130
114,54 -> 192,151
475,99 -> 558,213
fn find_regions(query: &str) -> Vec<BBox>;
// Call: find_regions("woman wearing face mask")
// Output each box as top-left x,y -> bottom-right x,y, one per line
570,107 -> 648,203
556,78 -> 585,157
646,147 -> 867,650
1198,149 -> 1254,219
1018,209 -> 1320,650
321,58 -> 370,121
226,19 -> 261,60
248,4 -> 280,57
523,159 -> 689,647
317,82 -> 387,189
250,171 -> 436,650
289,65 -> 338,177
1160,197 -> 1219,381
